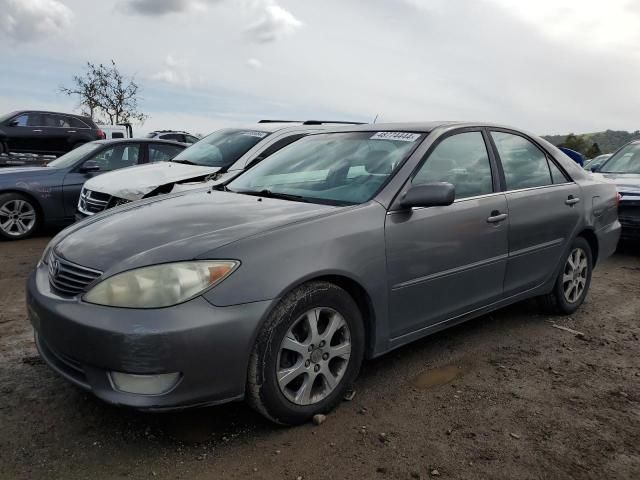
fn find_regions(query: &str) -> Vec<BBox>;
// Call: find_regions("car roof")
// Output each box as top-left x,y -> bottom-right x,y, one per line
149,130 -> 195,135
91,138 -> 187,147
9,110 -> 93,120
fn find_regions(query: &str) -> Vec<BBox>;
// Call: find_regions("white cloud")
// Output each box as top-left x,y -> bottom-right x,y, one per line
245,1 -> 303,43
0,0 -> 73,43
247,58 -> 263,69
122,0 -> 219,16
151,55 -> 192,88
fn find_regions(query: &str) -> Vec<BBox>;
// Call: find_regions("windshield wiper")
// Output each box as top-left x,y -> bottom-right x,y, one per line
237,189 -> 310,203
171,159 -> 199,165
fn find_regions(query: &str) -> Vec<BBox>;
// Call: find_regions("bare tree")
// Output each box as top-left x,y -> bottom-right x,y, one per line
60,60 -> 148,125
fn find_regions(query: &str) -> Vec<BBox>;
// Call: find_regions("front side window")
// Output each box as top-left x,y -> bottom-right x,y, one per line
149,143 -> 184,162
492,132 -> 552,190
601,142 -> 640,174
412,132 -> 493,199
12,114 -> 30,127
172,129 -> 271,168
89,144 -> 141,171
228,131 -> 424,205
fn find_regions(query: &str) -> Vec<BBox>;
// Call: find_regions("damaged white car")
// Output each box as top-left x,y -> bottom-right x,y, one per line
76,121 -> 358,218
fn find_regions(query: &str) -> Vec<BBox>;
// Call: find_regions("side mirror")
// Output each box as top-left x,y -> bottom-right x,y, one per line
7,120 -> 19,127
589,164 -> 601,172
80,160 -> 100,173
400,182 -> 455,209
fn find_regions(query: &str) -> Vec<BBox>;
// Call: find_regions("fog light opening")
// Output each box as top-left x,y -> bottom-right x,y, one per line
109,371 -> 181,395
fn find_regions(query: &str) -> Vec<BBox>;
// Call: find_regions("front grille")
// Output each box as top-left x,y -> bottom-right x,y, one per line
48,252 -> 103,296
78,188 -> 112,214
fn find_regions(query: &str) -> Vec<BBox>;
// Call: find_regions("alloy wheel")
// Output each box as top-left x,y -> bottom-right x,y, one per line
562,247 -> 588,303
276,307 -> 352,406
0,199 -> 37,237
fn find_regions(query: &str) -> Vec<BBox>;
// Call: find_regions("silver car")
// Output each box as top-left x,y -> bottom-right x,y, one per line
27,122 -> 620,425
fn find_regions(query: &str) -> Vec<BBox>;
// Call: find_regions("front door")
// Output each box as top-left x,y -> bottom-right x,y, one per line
489,130 -> 582,296
385,130 -> 509,339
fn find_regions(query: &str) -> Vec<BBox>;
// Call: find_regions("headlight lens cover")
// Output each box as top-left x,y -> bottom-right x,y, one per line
83,261 -> 239,308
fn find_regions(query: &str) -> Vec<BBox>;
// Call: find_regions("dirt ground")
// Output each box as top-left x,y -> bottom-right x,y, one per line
1,235 -> 639,480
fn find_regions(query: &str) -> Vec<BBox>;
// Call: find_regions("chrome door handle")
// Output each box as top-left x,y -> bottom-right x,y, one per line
67,130 -> 76,133
487,212 -> 508,223
32,129 -> 43,132
565,196 -> 580,206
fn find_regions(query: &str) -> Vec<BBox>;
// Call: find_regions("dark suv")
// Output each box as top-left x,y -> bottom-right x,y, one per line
0,110 -> 106,156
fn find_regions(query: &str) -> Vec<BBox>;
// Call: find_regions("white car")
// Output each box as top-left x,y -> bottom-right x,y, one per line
77,121 -> 362,217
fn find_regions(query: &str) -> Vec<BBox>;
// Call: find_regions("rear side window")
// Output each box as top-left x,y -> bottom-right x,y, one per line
111,132 -> 125,139
413,131 -> 493,199
149,143 -> 184,162
70,117 -> 90,129
160,133 -> 185,142
492,132 -> 552,190
89,144 -> 141,171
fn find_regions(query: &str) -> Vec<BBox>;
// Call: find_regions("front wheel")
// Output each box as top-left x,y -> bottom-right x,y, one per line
247,281 -> 365,425
0,192 -> 40,240
539,237 -> 593,315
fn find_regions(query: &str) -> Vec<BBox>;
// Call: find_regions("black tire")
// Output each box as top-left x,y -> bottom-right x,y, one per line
0,141 -> 8,155
539,237 -> 593,315
0,192 -> 41,240
247,281 -> 365,425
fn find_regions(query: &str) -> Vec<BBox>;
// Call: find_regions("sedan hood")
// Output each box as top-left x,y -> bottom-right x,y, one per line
54,190 -> 337,273
0,166 -> 54,175
594,172 -> 640,196
84,162 -> 221,201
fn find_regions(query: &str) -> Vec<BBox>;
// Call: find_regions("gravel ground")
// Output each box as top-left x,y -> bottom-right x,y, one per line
1,235 -> 639,480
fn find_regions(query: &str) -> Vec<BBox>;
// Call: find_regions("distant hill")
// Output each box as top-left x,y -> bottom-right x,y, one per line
543,129 -> 640,156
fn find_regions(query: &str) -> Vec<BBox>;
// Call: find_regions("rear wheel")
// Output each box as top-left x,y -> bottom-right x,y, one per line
247,281 -> 365,425
0,192 -> 40,240
539,237 -> 593,315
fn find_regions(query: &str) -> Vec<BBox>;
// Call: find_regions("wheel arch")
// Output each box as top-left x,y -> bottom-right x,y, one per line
577,228 -> 599,266
274,273 -> 377,359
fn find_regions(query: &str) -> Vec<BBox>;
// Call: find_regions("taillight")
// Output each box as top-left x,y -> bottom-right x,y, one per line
96,129 -> 106,140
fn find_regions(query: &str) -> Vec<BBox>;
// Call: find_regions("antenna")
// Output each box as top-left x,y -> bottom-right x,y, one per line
373,113 -> 379,124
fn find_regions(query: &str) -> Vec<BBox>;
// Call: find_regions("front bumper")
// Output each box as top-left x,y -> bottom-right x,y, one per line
618,202 -> 640,240
27,262 -> 274,410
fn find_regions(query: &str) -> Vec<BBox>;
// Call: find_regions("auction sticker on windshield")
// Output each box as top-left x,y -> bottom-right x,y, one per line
240,131 -> 269,138
370,132 -> 421,142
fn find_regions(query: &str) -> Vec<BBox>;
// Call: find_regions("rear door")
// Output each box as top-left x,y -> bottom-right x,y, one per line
42,113 -> 71,154
385,129 -> 508,338
489,130 -> 581,296
62,143 -> 144,217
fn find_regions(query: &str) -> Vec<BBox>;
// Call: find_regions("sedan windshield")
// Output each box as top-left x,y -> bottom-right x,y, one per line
171,128 -> 270,168
601,143 -> 640,174
227,131 -> 425,205
47,143 -> 101,169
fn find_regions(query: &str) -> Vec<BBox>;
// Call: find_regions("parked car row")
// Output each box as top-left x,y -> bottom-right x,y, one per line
22,119 -> 622,425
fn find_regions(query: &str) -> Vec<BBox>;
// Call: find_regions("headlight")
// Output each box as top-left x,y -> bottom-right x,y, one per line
83,261 -> 239,308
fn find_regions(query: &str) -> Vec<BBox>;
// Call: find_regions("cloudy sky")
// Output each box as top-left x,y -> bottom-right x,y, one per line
1,0 -> 639,136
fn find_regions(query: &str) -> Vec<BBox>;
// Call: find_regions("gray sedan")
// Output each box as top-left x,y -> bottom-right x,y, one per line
27,122 -> 620,425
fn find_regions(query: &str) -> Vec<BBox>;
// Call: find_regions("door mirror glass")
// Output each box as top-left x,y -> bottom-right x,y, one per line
401,182 -> 455,208
80,160 -> 101,173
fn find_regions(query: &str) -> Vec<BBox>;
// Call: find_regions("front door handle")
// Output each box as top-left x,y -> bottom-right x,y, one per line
32,129 -> 43,132
565,195 -> 580,206
66,130 -> 76,133
487,211 -> 508,223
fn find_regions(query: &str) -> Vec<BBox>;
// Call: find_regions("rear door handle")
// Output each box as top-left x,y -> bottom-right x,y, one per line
487,211 -> 508,223
565,195 -> 580,206
67,130 -> 76,133
32,129 -> 43,132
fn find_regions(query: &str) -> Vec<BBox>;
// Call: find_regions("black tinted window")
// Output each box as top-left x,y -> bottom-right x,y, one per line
185,135 -> 200,144
413,132 -> 493,199
149,144 -> 184,162
89,144 -> 141,171
70,117 -> 89,128
160,134 -> 184,142
112,132 -> 125,139
492,132 -> 552,190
